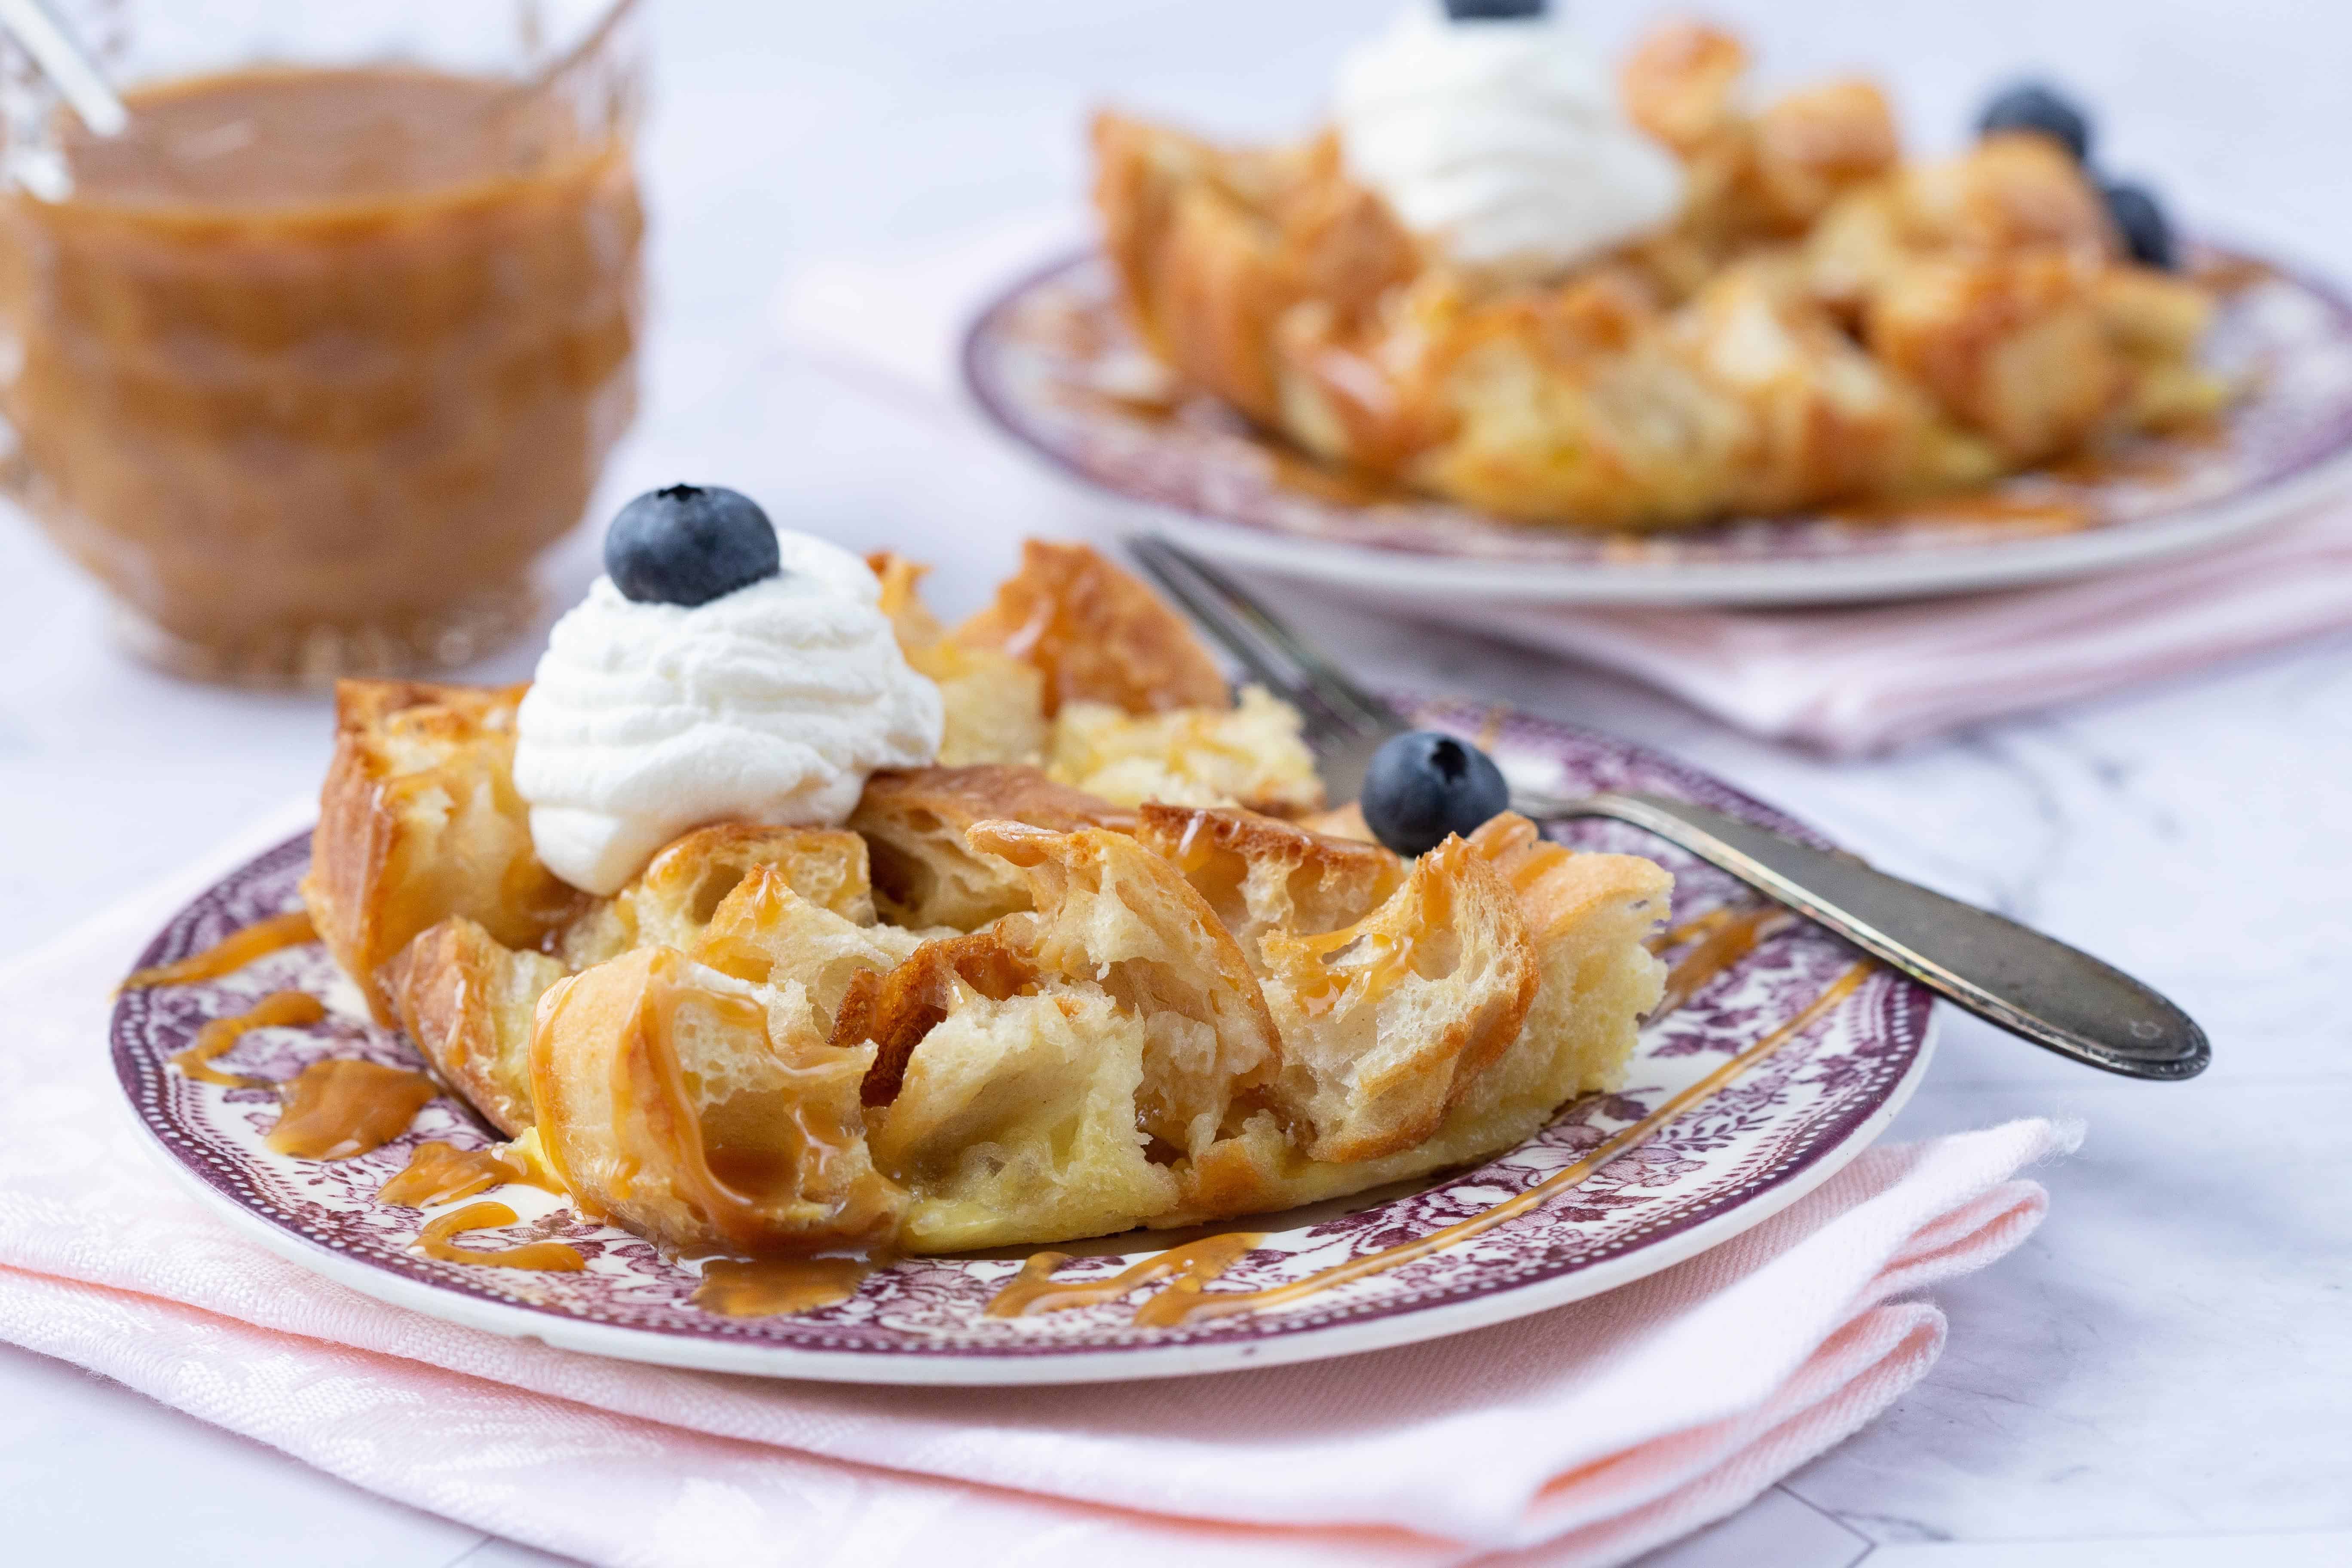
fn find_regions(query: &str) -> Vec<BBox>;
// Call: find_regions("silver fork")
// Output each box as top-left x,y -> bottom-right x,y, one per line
1128,534 -> 2209,1082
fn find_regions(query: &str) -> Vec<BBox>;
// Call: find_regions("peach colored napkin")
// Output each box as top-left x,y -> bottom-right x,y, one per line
0,804 -> 2076,1567
775,216 -> 2352,756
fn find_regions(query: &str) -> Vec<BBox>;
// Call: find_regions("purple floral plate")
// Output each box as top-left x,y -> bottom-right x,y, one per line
112,703 -> 1934,1385
963,247 -> 2352,605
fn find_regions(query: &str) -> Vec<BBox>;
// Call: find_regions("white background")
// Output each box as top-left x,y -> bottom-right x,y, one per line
2,3 -> 2347,1565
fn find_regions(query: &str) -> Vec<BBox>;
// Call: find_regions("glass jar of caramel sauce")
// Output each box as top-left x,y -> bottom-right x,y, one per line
0,3 -> 643,683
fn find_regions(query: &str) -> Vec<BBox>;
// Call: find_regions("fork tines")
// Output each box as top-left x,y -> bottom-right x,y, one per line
1126,535 -> 1403,748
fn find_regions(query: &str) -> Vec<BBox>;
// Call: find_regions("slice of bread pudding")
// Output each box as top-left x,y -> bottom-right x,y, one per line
306,539 -> 1673,1265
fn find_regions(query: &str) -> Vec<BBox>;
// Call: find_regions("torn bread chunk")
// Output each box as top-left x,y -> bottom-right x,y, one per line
869,987 -> 1177,1253
968,820 -> 1280,1158
1132,802 -> 1403,971
382,916 -> 564,1138
303,680 -> 583,1023
1047,685 -> 1324,814
848,763 -> 1136,930
870,550 -> 1050,767
956,539 -> 1229,716
529,944 -> 905,1257
562,823 -> 875,969
1256,835 -> 1539,1163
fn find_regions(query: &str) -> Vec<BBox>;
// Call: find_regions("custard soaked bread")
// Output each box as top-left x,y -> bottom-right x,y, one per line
306,534 -> 1674,1265
1090,20 -> 2223,531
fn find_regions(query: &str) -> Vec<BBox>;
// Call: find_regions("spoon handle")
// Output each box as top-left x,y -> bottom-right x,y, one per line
1547,789 -> 2209,1081
0,0 -> 128,137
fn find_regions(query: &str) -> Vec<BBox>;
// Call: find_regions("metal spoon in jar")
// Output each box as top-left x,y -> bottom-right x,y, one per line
0,0 -> 127,136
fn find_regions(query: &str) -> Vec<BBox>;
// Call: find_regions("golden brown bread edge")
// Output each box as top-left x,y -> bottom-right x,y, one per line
303,680 -> 582,1026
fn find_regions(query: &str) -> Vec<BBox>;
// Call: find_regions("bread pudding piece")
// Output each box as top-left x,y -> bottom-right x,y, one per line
875,538 -> 1327,816
561,823 -> 876,969
1047,685 -> 1324,814
1132,802 -> 1403,971
1467,813 -> 1675,1103
1255,835 -> 1538,1163
848,763 -> 1137,929
530,943 -> 905,1257
956,538 -> 1229,716
530,868 -> 930,1258
303,680 -> 583,1023
1090,21 -> 2221,531
1166,820 -> 1669,1226
968,821 -> 1280,1158
381,917 -> 564,1138
870,551 -> 1049,767
870,986 -> 1176,1253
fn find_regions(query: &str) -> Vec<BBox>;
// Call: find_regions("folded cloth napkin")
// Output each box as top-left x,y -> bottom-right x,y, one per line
0,805 -> 2078,1567
775,213 -> 2352,756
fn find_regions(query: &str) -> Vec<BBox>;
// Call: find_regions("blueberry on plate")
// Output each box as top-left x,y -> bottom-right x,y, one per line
1360,730 -> 1512,858
1977,81 -> 2092,163
1444,0 -> 1546,19
604,484 -> 781,607
2101,180 -> 2178,270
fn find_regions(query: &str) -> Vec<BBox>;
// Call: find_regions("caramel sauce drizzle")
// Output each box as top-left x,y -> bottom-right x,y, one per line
986,962 -> 1872,1328
121,910 -> 315,990
267,1059 -> 439,1160
380,1133 -> 563,1208
168,989 -> 323,1087
168,984 -> 438,1160
414,1201 -> 585,1272
986,1231 -> 1265,1321
693,1256 -> 876,1317
1650,905 -> 1795,1024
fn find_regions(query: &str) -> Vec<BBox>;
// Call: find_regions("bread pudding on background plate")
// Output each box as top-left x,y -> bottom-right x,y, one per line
1085,8 -> 2223,534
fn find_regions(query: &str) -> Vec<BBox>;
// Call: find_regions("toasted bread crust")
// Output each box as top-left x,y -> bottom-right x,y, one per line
382,916 -> 562,1138
303,680 -> 581,1024
956,539 -> 1228,717
830,928 -> 1039,1107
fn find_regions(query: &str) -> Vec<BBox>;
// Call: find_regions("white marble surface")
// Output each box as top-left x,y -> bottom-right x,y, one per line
3,3 -> 2348,1564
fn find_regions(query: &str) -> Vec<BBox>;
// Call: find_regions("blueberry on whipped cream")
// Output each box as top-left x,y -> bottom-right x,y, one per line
1333,0 -> 1683,279
512,488 -> 943,895
604,483 -> 781,607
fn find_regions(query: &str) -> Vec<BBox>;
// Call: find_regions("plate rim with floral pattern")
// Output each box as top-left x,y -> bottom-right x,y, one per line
961,245 -> 2352,606
113,701 -> 1936,1386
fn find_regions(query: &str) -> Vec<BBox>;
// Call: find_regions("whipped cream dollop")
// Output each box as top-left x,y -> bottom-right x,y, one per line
513,532 -> 942,895
1332,3 -> 1684,277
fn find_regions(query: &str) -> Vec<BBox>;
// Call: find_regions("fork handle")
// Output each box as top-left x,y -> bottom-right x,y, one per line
1539,789 -> 2209,1081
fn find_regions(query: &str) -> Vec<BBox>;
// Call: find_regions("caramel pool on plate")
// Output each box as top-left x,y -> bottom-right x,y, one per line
0,65 -> 643,683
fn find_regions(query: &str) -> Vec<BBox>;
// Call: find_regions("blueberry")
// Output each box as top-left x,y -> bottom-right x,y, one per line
1361,731 -> 1512,857
603,484 -> 780,607
1445,0 -> 1546,18
1977,81 -> 2092,163
2101,180 -> 2177,270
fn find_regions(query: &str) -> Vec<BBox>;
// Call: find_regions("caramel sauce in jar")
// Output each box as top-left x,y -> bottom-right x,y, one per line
267,1059 -> 438,1160
0,66 -> 642,681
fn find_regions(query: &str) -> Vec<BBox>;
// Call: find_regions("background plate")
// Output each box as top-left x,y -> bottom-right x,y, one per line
114,703 -> 1934,1384
964,248 -> 2352,605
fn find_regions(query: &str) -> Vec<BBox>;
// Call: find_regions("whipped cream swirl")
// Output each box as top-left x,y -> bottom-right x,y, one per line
514,532 -> 942,895
1333,3 -> 1684,277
